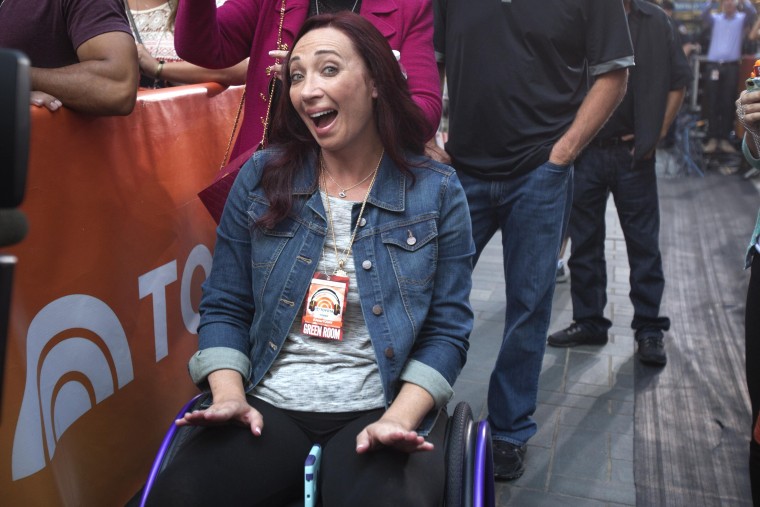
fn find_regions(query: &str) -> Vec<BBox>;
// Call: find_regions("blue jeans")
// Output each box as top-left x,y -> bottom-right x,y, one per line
567,145 -> 670,337
457,161 -> 572,445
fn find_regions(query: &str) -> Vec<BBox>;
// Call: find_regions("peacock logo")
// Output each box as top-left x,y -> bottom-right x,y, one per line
11,295 -> 134,480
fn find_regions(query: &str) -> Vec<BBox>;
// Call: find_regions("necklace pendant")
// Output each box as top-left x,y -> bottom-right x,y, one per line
335,268 -> 347,277
338,191 -> 347,198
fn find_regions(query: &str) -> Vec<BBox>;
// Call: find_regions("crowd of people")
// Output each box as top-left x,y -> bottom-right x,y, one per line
2,0 -> 760,504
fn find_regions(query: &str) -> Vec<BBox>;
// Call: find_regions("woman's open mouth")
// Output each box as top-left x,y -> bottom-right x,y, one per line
310,109 -> 338,129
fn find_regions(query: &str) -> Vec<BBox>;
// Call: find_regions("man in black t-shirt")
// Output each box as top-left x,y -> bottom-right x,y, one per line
434,0 -> 633,480
549,0 -> 690,367
0,0 -> 138,116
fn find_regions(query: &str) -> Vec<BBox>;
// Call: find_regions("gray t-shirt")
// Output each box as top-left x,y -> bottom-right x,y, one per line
253,193 -> 385,412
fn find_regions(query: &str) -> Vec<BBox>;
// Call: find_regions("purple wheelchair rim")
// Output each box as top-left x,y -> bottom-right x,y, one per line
473,420 -> 495,507
140,393 -> 203,507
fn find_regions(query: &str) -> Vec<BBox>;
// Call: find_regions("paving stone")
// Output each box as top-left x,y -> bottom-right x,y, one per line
539,364 -> 565,393
609,399 -> 635,416
559,406 -> 634,435
549,475 -> 636,505
470,288 -> 496,301
566,353 -> 611,386
611,356 -> 635,376
611,458 -> 635,484
610,431 -> 634,460
499,488 -> 611,507
538,390 -> 599,410
530,412 -> 559,449
552,427 -> 609,481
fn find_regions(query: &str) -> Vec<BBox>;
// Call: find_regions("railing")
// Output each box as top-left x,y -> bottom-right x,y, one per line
0,83 -> 243,506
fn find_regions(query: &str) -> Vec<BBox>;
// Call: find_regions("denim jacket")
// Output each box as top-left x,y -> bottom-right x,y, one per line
189,148 -> 475,432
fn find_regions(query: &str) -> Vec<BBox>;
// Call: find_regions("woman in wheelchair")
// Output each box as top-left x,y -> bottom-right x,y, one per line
144,12 -> 475,506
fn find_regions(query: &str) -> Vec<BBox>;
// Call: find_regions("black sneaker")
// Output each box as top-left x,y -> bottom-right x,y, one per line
493,440 -> 526,481
637,335 -> 667,366
547,323 -> 608,348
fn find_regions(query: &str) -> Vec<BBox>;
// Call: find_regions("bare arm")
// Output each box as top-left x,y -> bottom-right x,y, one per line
660,88 -> 686,140
137,45 -> 248,86
30,31 -> 138,116
549,68 -> 629,165
749,15 -> 760,40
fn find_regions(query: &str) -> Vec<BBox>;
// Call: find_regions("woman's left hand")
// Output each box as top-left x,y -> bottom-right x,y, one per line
355,419 -> 434,454
268,49 -> 289,81
136,44 -> 160,77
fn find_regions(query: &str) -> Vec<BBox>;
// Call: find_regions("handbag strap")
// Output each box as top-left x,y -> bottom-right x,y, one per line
220,0 -> 286,165
259,0 -> 288,148
220,91 -> 247,169
123,0 -> 145,45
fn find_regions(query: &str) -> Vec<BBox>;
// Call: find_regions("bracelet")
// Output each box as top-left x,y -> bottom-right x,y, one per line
155,60 -> 165,79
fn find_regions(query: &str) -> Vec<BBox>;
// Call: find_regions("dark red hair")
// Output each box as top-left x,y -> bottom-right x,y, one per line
259,11 -> 429,228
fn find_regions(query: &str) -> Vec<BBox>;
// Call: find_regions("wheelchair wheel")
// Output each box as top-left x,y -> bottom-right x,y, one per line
444,401 -> 476,507
140,393 -> 212,507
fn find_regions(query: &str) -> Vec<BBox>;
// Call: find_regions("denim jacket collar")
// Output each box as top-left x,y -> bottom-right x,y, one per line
291,151 -> 409,213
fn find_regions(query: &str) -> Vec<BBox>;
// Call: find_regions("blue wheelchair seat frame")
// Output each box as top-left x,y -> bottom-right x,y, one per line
140,396 -> 495,507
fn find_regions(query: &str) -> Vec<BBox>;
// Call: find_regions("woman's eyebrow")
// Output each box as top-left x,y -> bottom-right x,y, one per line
291,48 -> 341,64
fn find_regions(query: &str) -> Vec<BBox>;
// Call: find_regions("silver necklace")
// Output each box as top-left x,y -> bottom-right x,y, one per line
315,0 -> 359,16
321,158 -> 376,198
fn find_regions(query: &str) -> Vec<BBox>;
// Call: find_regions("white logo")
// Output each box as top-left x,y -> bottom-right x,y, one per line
11,295 -> 133,480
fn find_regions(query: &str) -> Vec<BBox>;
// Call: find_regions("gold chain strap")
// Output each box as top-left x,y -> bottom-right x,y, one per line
220,0 -> 287,167
219,90 -> 246,169
260,0 -> 289,148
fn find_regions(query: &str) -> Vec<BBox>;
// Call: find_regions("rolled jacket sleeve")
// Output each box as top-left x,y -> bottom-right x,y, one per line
400,359 -> 454,410
188,346 -> 252,387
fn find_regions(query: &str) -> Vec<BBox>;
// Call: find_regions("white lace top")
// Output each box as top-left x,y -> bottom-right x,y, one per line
129,0 -> 226,62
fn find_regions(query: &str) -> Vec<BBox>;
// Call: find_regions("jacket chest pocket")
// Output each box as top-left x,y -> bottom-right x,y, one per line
381,218 -> 438,289
248,200 -> 301,298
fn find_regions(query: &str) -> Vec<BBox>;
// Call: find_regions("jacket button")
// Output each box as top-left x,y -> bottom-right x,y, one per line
372,305 -> 383,315
359,218 -> 367,227
362,260 -> 372,270
384,347 -> 394,358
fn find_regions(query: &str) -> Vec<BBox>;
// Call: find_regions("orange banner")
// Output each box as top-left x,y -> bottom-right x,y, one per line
0,84 -> 243,506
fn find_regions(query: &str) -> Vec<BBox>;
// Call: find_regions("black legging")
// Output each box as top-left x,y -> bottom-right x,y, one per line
145,396 -> 447,507
704,61 -> 740,141
748,253 -> 760,507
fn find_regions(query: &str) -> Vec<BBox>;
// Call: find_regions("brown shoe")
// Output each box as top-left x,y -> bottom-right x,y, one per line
703,138 -> 718,154
719,139 -> 737,153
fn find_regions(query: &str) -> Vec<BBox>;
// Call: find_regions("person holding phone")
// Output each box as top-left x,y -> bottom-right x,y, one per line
736,85 -> 760,507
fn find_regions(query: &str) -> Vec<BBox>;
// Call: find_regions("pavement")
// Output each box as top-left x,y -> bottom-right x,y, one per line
450,200 -> 638,506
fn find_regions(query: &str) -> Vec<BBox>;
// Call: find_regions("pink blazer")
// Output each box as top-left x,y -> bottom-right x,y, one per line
175,0 -> 442,159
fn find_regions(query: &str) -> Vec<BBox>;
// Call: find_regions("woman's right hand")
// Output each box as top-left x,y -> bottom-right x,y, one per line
176,397 -> 264,436
176,369 -> 264,435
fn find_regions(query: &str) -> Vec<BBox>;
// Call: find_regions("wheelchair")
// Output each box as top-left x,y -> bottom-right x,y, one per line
138,395 -> 495,507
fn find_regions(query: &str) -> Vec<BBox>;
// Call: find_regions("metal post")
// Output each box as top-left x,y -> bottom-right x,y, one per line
0,254 -> 16,419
